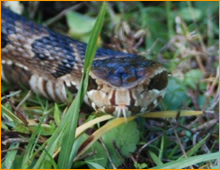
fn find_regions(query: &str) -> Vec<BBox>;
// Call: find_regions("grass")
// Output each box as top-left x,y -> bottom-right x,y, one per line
1,1 -> 219,169
57,3 -> 107,168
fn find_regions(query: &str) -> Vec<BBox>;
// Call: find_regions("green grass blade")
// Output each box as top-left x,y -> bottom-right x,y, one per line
178,134 -> 210,159
75,115 -> 113,137
1,105 -> 24,124
142,110 -> 203,118
33,129 -> 63,168
34,3 -> 107,168
151,152 -> 219,169
57,3 -> 107,169
159,135 -> 165,160
86,161 -> 106,169
166,1 -> 174,39
21,114 -> 48,168
148,151 -> 163,166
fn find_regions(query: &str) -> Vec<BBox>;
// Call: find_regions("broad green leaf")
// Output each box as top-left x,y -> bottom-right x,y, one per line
184,69 -> 204,90
13,124 -> 30,134
139,7 -> 168,52
75,116 -> 136,161
29,124 -> 56,136
66,11 -> 96,41
4,143 -> 19,169
85,139 -> 108,169
102,121 -> 140,168
70,134 -> 108,168
10,155 -> 23,169
162,77 -> 190,110
179,7 -> 202,21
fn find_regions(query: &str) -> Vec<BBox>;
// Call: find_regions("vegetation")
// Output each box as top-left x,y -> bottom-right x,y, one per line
1,1 -> 219,169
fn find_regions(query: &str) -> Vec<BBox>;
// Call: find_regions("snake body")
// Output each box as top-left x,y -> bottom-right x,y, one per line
1,6 -> 168,117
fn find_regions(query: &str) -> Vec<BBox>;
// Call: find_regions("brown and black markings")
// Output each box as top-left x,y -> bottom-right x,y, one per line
1,6 -> 168,117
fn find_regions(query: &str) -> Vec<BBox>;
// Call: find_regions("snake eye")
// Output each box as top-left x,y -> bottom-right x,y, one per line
148,71 -> 168,90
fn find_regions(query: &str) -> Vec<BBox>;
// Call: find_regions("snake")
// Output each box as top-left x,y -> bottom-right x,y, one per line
1,6 -> 168,117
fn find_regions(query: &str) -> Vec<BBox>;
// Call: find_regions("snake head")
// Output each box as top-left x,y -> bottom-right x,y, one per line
87,55 -> 168,117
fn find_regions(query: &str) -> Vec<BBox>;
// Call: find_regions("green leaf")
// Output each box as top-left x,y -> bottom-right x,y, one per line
69,134 -> 108,168
162,77 -> 190,110
134,162 -> 148,169
1,105 -> 24,125
33,128 -> 63,168
102,121 -> 140,168
159,135 -> 165,160
139,7 -> 168,52
151,152 -> 219,169
86,161 -> 105,169
148,150 -> 163,166
184,69 -> 204,90
53,103 -> 61,125
4,143 -> 19,169
66,11 -> 96,41
179,7 -> 202,21
86,161 -> 106,169
85,139 -> 108,169
194,1 -> 219,14
1,122 -> 8,130
28,123 -> 56,136
13,124 -> 31,134
10,155 -> 23,169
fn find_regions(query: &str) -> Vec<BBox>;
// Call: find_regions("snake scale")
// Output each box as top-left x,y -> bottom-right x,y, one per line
1,6 -> 168,117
